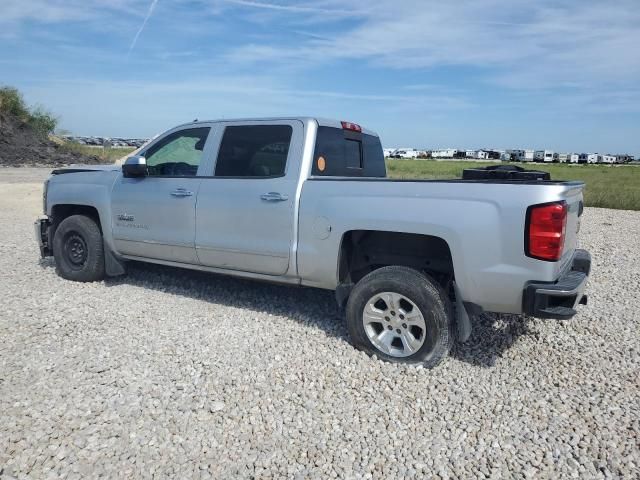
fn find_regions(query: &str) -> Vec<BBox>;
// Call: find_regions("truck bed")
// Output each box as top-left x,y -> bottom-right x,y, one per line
297,177 -> 584,314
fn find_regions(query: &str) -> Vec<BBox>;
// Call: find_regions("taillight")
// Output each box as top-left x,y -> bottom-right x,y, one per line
341,121 -> 362,132
526,202 -> 567,261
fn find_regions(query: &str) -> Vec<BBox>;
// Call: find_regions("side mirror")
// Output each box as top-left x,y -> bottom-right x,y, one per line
122,155 -> 147,178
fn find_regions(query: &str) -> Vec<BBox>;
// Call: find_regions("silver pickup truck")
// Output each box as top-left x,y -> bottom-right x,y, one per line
35,117 -> 591,367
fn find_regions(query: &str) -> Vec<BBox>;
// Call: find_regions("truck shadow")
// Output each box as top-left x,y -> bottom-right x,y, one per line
38,259 -> 533,368
105,261 -> 350,340
451,313 -> 534,367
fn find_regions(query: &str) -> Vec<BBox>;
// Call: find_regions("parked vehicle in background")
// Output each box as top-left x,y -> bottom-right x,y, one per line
615,154 -> 634,163
524,150 -> 535,162
569,154 -> 580,163
390,148 -> 420,159
35,117 -> 591,368
433,149 -> 466,159
558,153 -> 570,163
602,154 -> 616,164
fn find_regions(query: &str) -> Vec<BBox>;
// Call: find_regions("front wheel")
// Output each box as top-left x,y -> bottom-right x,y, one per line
345,266 -> 454,368
53,215 -> 105,282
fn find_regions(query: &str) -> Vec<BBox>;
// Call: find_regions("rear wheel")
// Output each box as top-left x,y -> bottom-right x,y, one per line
346,266 -> 454,368
53,215 -> 105,282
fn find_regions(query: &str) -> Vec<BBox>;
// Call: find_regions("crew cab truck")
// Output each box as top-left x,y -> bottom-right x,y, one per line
35,117 -> 591,368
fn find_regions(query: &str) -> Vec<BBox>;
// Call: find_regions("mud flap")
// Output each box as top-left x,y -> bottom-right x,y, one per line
454,282 -> 472,342
104,242 -> 126,277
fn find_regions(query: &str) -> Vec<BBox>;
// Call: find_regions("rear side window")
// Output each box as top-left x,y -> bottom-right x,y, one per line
214,125 -> 292,177
312,126 -> 385,177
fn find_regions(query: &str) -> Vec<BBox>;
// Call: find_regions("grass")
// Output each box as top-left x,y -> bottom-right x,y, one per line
0,86 -> 58,136
58,142 -> 136,163
385,159 -> 640,211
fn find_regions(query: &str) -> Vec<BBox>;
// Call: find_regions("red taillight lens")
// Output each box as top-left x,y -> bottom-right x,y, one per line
341,121 -> 362,132
526,202 -> 567,261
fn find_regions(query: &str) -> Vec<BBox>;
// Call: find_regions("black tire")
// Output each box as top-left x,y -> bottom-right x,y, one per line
53,215 -> 105,282
346,266 -> 454,368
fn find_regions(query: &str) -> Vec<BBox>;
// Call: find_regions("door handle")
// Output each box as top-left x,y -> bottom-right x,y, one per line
260,192 -> 288,202
171,188 -> 193,197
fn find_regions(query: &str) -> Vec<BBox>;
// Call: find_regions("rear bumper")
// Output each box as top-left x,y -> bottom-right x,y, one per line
523,249 -> 591,319
34,216 -> 52,258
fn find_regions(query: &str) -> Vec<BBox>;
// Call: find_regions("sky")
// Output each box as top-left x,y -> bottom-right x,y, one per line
1,0 -> 639,153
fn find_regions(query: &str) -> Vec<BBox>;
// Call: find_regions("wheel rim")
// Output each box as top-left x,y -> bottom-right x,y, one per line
63,232 -> 88,268
362,291 -> 427,358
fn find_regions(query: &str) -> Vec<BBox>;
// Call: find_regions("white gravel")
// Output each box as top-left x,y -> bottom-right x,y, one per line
1,167 -> 639,479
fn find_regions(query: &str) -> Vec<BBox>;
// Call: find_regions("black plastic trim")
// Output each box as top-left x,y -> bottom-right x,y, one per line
523,249 -> 591,319
306,177 -> 584,186
52,168 -> 118,175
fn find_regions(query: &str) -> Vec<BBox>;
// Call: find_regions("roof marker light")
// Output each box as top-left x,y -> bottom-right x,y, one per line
341,121 -> 362,133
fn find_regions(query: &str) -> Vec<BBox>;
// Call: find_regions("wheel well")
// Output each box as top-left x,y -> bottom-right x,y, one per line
338,230 -> 454,288
50,204 -> 102,236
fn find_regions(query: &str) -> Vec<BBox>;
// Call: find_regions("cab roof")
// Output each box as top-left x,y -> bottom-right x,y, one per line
174,117 -> 379,137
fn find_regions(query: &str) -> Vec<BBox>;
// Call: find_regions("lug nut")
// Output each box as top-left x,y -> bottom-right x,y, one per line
387,325 -> 393,330
396,329 -> 401,334
385,316 -> 390,321
402,323 -> 407,329
399,314 -> 405,320
390,311 -> 396,316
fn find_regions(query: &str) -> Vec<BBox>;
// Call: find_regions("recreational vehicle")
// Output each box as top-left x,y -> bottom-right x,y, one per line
390,149 -> 420,159
432,149 -> 465,159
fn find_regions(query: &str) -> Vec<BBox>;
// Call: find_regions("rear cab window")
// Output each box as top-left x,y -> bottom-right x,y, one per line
312,126 -> 386,177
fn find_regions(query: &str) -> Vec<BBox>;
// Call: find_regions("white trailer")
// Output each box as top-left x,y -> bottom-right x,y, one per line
543,151 -> 558,163
390,149 -> 420,159
524,150 -> 535,162
602,154 -> 616,164
432,148 -> 458,158
587,154 -> 600,164
507,150 -> 527,162
558,153 -> 570,163
615,154 -> 633,163
383,148 -> 395,158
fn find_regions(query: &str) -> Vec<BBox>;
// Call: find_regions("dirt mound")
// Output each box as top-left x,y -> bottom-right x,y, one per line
0,111 -> 104,166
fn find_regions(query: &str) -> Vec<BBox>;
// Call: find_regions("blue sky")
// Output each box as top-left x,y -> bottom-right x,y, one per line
2,0 -> 639,153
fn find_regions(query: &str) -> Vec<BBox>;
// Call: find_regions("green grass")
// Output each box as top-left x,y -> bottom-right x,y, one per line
385,159 -> 640,211
1,86 -> 58,136
58,142 -> 136,163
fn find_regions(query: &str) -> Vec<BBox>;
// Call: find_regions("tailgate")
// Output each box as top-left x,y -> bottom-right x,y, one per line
561,183 -> 585,262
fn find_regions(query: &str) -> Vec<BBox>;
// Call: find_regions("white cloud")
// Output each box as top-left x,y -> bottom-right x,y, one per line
223,0 -> 640,90
0,0 -> 142,23
219,0 -> 355,15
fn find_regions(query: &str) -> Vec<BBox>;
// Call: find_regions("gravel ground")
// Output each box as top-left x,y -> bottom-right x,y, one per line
1,168 -> 639,479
